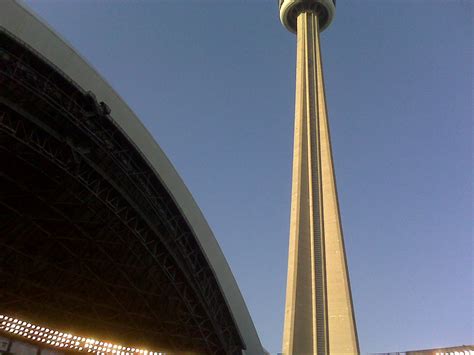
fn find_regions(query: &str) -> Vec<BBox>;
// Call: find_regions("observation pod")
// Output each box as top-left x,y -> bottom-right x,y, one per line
279,0 -> 360,354
0,0 -> 264,354
279,0 -> 336,33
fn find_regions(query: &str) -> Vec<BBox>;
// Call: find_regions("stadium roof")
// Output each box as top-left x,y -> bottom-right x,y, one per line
0,1 -> 263,353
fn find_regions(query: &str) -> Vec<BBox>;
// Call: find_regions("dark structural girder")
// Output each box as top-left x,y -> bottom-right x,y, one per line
0,29 -> 243,355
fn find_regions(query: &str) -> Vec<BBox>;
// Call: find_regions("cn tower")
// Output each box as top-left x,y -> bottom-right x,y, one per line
279,1 -> 359,354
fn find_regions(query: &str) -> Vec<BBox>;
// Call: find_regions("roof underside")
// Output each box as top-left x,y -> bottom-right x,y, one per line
0,29 -> 243,354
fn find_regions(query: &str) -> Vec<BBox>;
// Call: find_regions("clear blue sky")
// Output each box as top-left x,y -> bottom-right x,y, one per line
23,0 -> 472,353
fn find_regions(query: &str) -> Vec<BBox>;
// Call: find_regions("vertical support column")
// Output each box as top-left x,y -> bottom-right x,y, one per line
314,7 -> 360,354
282,7 -> 359,355
304,11 -> 329,355
282,10 -> 328,355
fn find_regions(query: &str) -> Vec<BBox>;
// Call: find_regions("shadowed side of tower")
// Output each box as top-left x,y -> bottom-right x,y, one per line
279,1 -> 359,354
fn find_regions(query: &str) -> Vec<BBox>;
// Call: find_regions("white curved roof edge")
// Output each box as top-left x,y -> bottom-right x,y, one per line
0,1 -> 264,353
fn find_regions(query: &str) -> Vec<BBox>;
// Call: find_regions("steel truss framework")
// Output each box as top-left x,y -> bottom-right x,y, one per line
0,30 -> 243,354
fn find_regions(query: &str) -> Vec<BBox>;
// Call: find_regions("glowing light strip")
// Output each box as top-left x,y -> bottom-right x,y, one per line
0,315 -> 164,355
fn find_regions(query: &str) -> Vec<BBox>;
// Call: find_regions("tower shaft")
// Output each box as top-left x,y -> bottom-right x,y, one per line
282,10 -> 359,354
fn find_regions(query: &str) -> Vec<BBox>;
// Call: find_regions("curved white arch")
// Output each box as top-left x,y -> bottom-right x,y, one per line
0,1 -> 263,353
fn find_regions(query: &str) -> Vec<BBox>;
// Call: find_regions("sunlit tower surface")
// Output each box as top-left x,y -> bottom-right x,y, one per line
279,0 -> 360,354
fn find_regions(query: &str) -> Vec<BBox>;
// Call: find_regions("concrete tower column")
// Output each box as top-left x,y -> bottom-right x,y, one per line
280,1 -> 360,354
